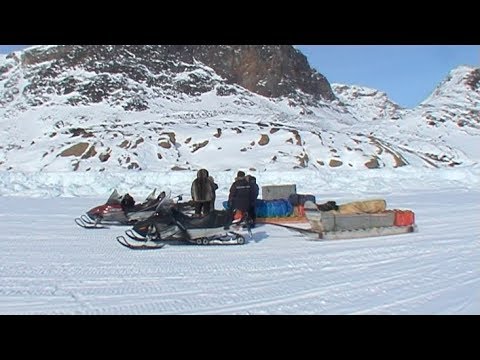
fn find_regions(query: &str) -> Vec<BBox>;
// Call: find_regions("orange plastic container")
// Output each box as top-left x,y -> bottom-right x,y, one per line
394,210 -> 415,226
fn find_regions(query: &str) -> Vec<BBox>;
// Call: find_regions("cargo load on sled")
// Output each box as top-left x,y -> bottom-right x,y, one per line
252,185 -> 417,241
302,199 -> 416,240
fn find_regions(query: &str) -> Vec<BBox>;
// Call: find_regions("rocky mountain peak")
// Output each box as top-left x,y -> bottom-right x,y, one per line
331,83 -> 404,121
425,65 -> 480,100
0,45 -> 336,112
186,45 -> 336,100
415,65 -> 480,129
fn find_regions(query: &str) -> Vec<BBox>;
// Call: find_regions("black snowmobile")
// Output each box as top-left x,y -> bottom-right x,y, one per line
75,189 -> 193,229
116,193 -> 252,249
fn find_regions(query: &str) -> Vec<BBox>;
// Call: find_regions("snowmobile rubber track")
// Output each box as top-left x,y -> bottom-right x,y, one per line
116,236 -> 166,250
186,232 -> 246,246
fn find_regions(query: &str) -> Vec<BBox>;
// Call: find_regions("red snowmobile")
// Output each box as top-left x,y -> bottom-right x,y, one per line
75,189 -> 175,229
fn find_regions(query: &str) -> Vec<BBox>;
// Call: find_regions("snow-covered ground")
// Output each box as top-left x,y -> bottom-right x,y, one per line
0,169 -> 478,315
1,47 -> 478,315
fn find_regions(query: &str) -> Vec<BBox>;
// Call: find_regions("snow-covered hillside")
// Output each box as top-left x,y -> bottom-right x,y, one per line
334,65 -> 480,168
332,83 -> 405,121
398,66 -> 480,163
0,46 -> 479,174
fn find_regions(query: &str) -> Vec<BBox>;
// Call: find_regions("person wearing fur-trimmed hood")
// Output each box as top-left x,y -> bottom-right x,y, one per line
191,168 -> 218,216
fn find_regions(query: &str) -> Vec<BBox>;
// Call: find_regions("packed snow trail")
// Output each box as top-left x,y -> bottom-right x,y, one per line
0,188 -> 478,314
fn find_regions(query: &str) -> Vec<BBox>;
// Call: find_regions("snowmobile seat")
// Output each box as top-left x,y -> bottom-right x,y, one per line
175,210 -> 228,229
127,199 -> 158,213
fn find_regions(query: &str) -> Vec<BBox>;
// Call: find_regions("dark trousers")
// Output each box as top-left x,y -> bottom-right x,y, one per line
249,204 -> 256,223
194,201 -> 211,216
224,207 -> 233,228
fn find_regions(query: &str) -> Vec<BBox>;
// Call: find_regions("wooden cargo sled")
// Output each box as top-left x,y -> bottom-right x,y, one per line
259,199 -> 417,241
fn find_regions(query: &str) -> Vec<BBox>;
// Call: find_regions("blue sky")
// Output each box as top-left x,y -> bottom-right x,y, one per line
0,45 -> 26,53
1,45 -> 478,108
295,45 -> 479,108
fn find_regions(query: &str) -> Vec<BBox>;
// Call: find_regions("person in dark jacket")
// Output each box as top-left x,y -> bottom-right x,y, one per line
224,171 -> 251,228
191,168 -> 218,216
246,175 -> 259,227
121,193 -> 135,211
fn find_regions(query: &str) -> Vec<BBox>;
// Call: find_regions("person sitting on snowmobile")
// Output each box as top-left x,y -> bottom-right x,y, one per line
121,193 -> 135,211
157,191 -> 166,201
224,171 -> 251,229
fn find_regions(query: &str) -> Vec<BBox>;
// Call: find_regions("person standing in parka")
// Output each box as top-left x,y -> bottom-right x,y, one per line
191,168 -> 218,216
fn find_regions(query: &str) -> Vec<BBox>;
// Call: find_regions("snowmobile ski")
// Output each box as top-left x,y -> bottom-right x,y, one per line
125,229 -> 152,241
116,236 -> 166,250
74,217 -> 109,229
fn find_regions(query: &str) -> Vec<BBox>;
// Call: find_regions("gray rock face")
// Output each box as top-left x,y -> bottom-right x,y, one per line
5,45 -> 335,110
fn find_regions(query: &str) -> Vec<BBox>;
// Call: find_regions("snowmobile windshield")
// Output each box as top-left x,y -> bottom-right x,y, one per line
154,189 -> 173,212
106,189 -> 122,205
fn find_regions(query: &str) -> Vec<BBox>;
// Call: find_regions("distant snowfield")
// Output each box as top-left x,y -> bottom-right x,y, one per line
1,166 -> 479,199
0,170 -> 478,314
